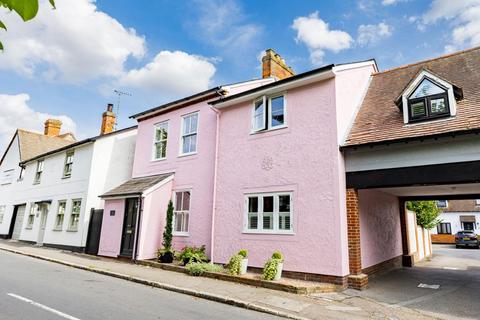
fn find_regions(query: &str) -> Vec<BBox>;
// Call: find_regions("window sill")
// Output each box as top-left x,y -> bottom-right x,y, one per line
242,230 -> 295,235
33,182 -> 40,185
62,176 -> 71,180
151,157 -> 167,163
250,125 -> 288,135
178,152 -> 197,158
66,229 -> 78,232
173,232 -> 189,237
52,228 -> 63,231
25,227 -> 33,230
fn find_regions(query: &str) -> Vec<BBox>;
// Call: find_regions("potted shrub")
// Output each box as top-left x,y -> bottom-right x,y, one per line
227,253 -> 242,275
177,245 -> 207,266
158,201 -> 174,263
238,249 -> 248,275
262,251 -> 284,281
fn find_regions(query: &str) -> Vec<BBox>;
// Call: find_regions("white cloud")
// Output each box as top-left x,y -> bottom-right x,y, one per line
421,0 -> 480,51
292,12 -> 353,65
119,51 -> 216,97
192,0 -> 261,52
357,22 -> 392,46
382,0 -> 407,6
0,94 -> 77,149
0,0 -> 145,83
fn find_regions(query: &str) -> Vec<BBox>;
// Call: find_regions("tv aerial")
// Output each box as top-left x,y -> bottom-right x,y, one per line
113,89 -> 132,130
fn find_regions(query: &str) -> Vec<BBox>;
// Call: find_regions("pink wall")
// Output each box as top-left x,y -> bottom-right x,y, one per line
132,100 -> 218,256
358,189 -> 402,269
98,199 -> 125,257
213,79 -> 353,276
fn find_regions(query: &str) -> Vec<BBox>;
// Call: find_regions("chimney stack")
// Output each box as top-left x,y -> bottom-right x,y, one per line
100,103 -> 116,135
44,119 -> 62,137
262,49 -> 295,80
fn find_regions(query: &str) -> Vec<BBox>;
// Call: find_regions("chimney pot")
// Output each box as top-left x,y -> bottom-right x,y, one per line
44,119 -> 62,137
261,49 -> 295,80
100,103 -> 116,135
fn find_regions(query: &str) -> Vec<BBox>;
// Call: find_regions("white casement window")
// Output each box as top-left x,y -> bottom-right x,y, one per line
0,205 -> 5,224
68,199 -> 81,231
54,201 -> 66,230
245,192 -> 293,234
26,203 -> 36,229
173,190 -> 190,235
252,94 -> 286,133
34,160 -> 44,184
63,151 -> 74,178
1,169 -> 14,185
153,121 -> 169,160
180,113 -> 198,155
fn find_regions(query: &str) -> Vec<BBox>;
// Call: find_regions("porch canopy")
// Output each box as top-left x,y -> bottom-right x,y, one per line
100,173 -> 173,199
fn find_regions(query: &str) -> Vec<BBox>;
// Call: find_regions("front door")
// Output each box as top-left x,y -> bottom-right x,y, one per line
120,198 -> 139,257
37,203 -> 49,245
9,205 -> 26,240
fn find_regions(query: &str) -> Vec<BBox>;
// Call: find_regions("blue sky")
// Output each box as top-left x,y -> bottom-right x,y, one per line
0,0 -> 479,149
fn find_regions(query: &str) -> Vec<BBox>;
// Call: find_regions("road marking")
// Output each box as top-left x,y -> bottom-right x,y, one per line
7,293 -> 81,320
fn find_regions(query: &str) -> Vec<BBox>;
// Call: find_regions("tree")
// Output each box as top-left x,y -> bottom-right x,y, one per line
0,0 -> 55,50
406,200 -> 442,229
162,200 -> 174,250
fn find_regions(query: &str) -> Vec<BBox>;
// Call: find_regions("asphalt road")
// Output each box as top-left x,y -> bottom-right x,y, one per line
347,244 -> 480,320
0,251 -> 280,320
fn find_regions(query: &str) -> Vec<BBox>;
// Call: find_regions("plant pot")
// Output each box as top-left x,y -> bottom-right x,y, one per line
240,258 -> 248,275
274,262 -> 283,281
159,251 -> 174,263
183,258 -> 191,266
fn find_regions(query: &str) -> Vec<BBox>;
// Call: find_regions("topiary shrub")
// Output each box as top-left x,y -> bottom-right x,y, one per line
228,254 -> 243,275
271,251 -> 283,261
238,249 -> 248,258
158,201 -> 174,263
262,258 -> 280,280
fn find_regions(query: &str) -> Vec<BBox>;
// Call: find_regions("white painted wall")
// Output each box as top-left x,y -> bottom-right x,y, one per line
14,128 -> 137,248
431,212 -> 480,234
0,134 -> 21,235
345,135 -> 480,172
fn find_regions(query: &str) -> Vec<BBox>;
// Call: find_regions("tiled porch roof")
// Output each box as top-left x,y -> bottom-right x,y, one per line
100,173 -> 173,198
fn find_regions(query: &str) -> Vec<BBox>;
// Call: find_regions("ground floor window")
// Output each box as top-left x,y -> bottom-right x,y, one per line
245,192 -> 292,233
54,201 -> 66,230
173,191 -> 190,235
437,222 -> 451,234
68,199 -> 82,231
462,221 -> 475,231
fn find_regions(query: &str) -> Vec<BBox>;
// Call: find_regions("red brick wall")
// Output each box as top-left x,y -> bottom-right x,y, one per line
347,188 -> 362,275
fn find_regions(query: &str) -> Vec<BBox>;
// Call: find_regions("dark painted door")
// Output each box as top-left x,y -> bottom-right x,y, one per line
120,198 -> 139,257
85,209 -> 104,255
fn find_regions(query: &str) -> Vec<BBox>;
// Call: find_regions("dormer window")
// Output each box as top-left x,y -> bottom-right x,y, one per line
396,69 -> 463,124
408,78 -> 450,122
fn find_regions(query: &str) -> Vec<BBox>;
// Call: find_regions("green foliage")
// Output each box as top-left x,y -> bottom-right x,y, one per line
185,262 -> 224,276
0,0 -> 55,50
271,251 -> 283,261
406,201 -> 442,229
157,247 -> 173,258
162,200 -> 174,250
227,254 -> 243,275
262,258 -> 281,281
176,245 -> 208,265
238,249 -> 248,258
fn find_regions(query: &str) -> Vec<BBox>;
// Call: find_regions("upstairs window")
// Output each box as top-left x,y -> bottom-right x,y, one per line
436,200 -> 448,208
34,160 -> 44,184
153,121 -> 168,160
408,78 -> 450,122
63,151 -> 74,178
1,169 -> 14,185
252,94 -> 286,133
181,113 -> 198,155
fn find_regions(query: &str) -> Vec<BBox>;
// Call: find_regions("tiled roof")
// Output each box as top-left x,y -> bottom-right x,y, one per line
100,173 -> 173,198
344,46 -> 480,147
17,129 -> 76,162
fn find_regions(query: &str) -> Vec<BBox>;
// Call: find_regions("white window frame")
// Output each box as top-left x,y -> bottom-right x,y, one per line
53,200 -> 66,231
243,192 -> 293,234
475,199 -> 480,206
152,120 -> 169,161
63,150 -> 74,178
436,200 -> 448,208
179,112 -> 199,156
172,190 -> 191,236
1,169 -> 14,185
0,205 -> 5,224
251,94 -> 287,134
67,199 -> 82,232
26,203 -> 36,229
34,160 -> 44,184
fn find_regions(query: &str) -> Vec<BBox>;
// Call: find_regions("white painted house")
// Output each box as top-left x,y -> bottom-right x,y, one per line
0,105 -> 137,252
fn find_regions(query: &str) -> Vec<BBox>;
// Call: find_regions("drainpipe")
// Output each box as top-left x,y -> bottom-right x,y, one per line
133,195 -> 143,263
210,106 -> 221,262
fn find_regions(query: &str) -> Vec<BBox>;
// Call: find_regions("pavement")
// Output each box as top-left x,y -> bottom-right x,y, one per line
346,244 -> 480,320
0,239 -> 434,320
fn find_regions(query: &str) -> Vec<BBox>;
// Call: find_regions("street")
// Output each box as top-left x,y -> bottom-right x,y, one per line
0,251 -> 280,320
346,244 -> 480,320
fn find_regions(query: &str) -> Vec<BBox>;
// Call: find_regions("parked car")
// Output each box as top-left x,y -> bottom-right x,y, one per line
455,231 -> 479,249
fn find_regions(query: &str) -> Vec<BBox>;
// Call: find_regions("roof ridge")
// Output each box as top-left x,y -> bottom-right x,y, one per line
374,45 -> 480,76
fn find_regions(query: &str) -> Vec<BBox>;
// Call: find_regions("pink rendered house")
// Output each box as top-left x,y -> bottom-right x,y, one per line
98,75 -> 274,260
210,59 -> 378,286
